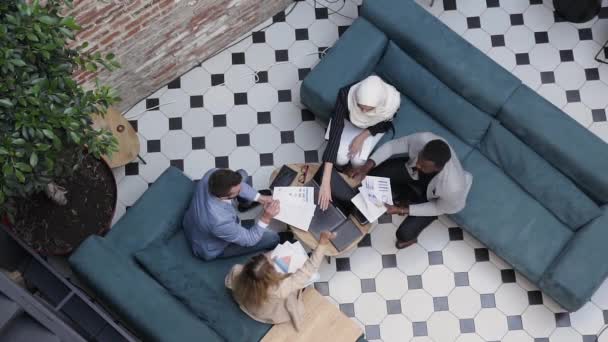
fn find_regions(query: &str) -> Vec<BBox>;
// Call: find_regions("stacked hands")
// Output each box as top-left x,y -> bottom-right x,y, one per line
258,195 -> 280,224
318,231 -> 337,245
258,194 -> 339,243
318,160 -> 409,216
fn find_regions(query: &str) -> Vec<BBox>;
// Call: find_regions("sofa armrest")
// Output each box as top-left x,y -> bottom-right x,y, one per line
300,17 -> 387,121
105,167 -> 194,255
69,236 -> 222,342
539,206 -> 608,311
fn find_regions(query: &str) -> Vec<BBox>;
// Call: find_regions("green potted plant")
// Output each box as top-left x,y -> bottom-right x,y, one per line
1,0 -> 121,255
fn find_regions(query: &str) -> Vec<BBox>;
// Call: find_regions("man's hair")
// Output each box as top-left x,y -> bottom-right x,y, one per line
420,139 -> 451,169
209,169 -> 242,197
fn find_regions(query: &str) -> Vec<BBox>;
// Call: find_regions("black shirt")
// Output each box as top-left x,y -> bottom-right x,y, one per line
322,84 -> 395,163
412,168 -> 438,201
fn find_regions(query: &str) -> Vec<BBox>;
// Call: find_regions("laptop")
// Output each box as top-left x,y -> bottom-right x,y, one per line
305,167 -> 366,251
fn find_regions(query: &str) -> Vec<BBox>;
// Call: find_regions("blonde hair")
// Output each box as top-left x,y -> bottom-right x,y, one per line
232,254 -> 286,309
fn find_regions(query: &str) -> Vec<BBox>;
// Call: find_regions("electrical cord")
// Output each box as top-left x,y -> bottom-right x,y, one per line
124,0 -> 357,119
598,324 -> 608,340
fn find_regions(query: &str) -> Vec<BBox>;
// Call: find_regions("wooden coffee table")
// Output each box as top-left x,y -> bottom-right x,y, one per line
269,163 -> 373,257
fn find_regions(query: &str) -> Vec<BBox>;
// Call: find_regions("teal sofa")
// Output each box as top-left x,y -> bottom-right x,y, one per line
301,0 -> 608,311
68,167 -> 366,341
69,167 -> 272,342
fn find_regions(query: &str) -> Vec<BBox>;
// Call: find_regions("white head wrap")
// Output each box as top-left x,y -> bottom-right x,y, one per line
347,75 -> 401,128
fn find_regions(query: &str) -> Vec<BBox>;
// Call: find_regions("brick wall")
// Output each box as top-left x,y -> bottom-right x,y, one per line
68,0 -> 291,112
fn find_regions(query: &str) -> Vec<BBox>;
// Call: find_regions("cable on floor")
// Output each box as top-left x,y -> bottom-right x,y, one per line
125,0 -> 358,119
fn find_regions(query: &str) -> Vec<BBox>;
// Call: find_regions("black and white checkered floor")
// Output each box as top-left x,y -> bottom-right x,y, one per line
111,0 -> 608,340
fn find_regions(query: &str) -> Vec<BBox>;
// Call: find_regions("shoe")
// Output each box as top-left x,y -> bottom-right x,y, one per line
237,189 -> 272,212
395,239 -> 417,249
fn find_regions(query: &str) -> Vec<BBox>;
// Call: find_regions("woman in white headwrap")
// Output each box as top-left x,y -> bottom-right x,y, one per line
318,75 -> 401,211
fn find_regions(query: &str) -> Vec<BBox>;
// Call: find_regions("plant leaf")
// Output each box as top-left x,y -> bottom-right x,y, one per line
85,62 -> 97,72
0,99 -> 13,107
15,169 -> 25,183
60,16 -> 80,30
15,163 -> 32,172
10,59 -> 26,67
30,152 -> 38,167
38,15 -> 58,25
26,32 -> 39,42
42,129 -> 55,139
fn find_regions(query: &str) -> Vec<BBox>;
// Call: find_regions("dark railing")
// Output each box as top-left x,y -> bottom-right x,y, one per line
1,223 -> 139,342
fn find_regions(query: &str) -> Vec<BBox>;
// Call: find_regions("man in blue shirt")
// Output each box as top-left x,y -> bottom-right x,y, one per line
182,168 -> 280,260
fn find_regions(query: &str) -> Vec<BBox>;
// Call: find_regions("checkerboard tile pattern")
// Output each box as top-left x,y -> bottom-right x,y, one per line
111,0 -> 608,341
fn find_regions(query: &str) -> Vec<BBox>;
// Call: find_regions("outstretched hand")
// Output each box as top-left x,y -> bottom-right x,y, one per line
348,135 -> 365,159
261,200 -> 280,223
347,159 -> 375,181
319,231 -> 337,245
318,181 -> 332,211
385,204 -> 408,216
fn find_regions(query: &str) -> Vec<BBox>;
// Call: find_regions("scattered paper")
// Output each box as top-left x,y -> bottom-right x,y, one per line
352,192 -> 387,223
271,241 -> 308,273
271,242 -> 319,286
273,187 -> 316,231
361,176 -> 393,205
273,186 -> 314,204
351,176 -> 394,223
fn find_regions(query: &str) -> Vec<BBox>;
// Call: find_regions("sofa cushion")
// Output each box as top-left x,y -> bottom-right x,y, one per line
300,18 -> 387,121
498,85 -> 608,203
452,151 -> 573,283
375,41 -> 492,146
361,0 -> 520,115
134,232 -> 271,342
69,236 -> 223,342
480,122 -> 601,230
106,167 -> 194,255
539,207 -> 608,311
377,95 -> 473,161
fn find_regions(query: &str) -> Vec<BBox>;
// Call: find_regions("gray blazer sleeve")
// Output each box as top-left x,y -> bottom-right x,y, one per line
210,218 -> 266,247
238,178 -> 258,202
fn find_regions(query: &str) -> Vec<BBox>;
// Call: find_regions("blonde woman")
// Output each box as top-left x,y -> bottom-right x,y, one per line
319,75 -> 401,210
225,231 -> 336,331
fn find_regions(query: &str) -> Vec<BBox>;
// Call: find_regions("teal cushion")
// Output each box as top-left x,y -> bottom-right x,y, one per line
498,85 -> 608,203
361,0 -> 520,115
106,167 -> 194,255
300,18 -> 387,121
377,95 -> 473,161
539,207 -> 608,311
452,151 -> 573,283
375,41 -> 492,146
134,232 -> 271,342
69,237 -> 223,342
480,122 -> 601,230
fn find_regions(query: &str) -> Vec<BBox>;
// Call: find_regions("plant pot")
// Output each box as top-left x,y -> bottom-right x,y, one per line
554,0 -> 601,23
7,154 -> 117,256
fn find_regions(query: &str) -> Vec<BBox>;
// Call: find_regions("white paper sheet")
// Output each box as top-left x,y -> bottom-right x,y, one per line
361,176 -> 393,206
272,197 -> 315,231
273,186 -> 314,204
352,192 -> 387,223
272,187 -> 316,231
271,242 -> 319,285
